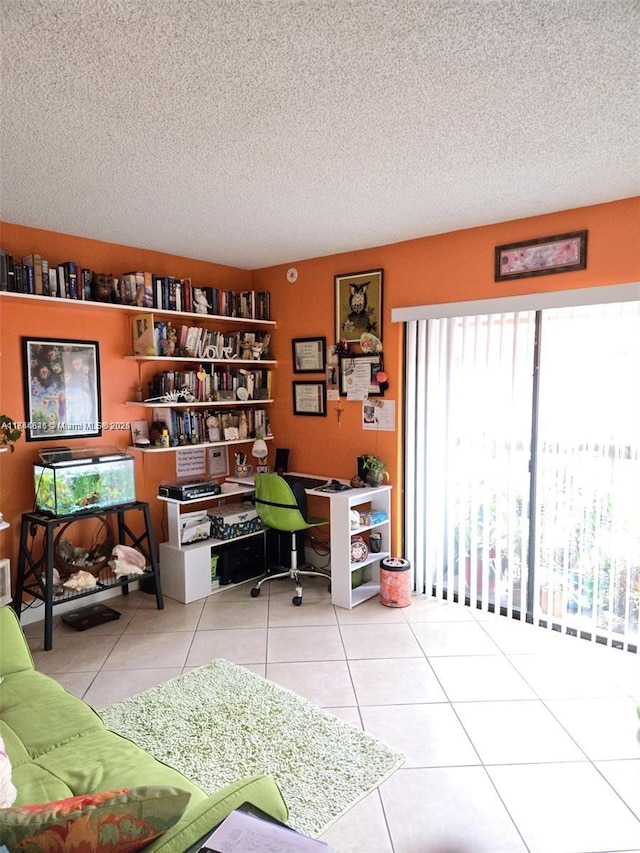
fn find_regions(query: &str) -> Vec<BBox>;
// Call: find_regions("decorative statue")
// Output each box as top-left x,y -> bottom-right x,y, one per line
91,273 -> 114,303
193,288 -> 211,314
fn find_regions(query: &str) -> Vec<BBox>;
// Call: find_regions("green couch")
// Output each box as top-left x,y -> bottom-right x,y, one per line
0,606 -> 288,851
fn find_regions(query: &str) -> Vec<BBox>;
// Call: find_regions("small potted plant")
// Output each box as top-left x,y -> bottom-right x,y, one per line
361,454 -> 389,487
0,415 -> 21,453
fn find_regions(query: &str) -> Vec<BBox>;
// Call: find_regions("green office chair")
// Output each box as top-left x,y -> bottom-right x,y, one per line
251,473 -> 331,606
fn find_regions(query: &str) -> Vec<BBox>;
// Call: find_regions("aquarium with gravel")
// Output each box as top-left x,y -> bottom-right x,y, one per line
34,446 -> 136,516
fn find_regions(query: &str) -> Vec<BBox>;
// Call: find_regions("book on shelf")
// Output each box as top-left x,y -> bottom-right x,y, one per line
41,258 -> 50,296
132,313 -> 157,356
22,261 -> 34,294
13,261 -> 23,293
22,253 -> 43,295
0,250 -> 7,290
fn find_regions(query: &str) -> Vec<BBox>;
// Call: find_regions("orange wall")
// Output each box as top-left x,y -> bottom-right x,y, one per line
0,224 -> 251,571
254,197 -> 639,550
1,198 -> 638,576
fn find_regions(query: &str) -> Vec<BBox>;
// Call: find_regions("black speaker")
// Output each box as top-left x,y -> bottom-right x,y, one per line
357,455 -> 367,480
275,447 -> 290,474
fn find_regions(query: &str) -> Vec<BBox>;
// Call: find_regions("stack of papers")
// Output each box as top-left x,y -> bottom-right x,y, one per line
200,808 -> 337,853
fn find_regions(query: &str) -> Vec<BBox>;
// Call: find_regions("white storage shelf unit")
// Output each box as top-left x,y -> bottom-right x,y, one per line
328,485 -> 392,609
158,482 -> 260,603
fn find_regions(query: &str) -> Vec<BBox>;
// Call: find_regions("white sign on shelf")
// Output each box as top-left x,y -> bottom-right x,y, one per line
175,447 -> 207,477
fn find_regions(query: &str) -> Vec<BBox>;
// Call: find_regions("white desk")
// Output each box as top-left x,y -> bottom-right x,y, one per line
225,472 -> 392,609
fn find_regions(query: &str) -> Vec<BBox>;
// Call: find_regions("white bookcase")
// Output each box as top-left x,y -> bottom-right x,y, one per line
327,485 -> 392,609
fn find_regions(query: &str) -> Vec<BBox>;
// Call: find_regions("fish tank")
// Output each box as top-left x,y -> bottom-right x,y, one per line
34,446 -> 136,516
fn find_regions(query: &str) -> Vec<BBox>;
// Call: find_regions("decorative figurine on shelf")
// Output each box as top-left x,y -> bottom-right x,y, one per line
91,272 -> 114,303
206,414 -> 220,442
238,411 -> 248,440
193,288 -> 211,314
165,324 -> 177,357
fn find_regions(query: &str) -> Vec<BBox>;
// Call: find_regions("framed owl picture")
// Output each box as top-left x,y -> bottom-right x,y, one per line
335,268 -> 383,345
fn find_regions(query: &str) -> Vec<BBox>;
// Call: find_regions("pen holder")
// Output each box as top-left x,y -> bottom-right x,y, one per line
234,464 -> 253,478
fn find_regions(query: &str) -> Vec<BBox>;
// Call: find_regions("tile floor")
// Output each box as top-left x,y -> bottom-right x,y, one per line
23,578 -> 640,853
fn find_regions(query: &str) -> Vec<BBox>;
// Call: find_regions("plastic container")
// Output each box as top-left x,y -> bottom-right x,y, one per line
380,557 -> 412,607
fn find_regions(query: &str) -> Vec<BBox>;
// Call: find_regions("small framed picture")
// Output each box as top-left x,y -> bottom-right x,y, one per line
495,231 -> 587,281
292,337 -> 326,373
339,354 -> 384,397
292,381 -> 327,416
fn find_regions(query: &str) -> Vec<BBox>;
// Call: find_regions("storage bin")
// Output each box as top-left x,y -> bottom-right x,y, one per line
380,557 -> 412,607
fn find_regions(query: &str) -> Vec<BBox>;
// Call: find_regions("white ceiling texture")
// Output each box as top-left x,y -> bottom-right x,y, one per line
1,0 -> 638,269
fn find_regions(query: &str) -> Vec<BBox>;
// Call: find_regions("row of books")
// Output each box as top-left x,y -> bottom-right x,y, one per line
0,249 -> 271,320
0,251 -> 92,300
132,315 -> 272,360
152,407 -> 269,444
147,368 -> 272,402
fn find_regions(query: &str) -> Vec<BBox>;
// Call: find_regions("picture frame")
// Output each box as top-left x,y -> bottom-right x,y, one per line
292,336 -> 327,373
292,381 -> 327,416
494,230 -> 587,281
335,268 -> 383,344
22,337 -> 101,441
339,353 -> 384,397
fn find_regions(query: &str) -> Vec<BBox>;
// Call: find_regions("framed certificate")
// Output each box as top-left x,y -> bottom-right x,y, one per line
292,337 -> 326,373
292,381 -> 327,416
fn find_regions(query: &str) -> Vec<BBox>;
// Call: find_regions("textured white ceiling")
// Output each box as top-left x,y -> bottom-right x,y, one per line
1,0 -> 638,269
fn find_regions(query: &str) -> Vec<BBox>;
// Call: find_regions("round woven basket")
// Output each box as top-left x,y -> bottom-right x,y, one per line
54,516 -> 115,578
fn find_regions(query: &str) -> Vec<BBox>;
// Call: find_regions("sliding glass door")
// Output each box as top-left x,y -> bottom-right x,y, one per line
405,298 -> 640,650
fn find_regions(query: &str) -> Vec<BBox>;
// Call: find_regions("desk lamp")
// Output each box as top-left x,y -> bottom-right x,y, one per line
252,437 -> 269,473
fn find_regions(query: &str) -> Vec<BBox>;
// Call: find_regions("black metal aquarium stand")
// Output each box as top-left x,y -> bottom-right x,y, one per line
13,501 -> 163,650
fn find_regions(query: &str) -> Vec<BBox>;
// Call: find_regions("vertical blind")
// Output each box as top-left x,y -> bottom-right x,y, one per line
401,288 -> 640,651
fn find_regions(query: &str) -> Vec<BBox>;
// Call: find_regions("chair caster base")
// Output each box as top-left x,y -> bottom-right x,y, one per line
250,587 -> 261,597
292,595 -> 302,606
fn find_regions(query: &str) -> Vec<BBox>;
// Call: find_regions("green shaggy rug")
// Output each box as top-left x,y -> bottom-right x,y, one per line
100,659 -> 404,837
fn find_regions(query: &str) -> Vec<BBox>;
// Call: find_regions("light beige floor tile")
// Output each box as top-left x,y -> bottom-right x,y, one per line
266,660 -> 357,707
102,631 -> 194,670
509,652 -> 628,699
22,615 -> 63,637
238,663 -> 266,678
324,706 -> 362,728
595,759 -> 640,819
401,596 -> 476,623
268,597 -> 337,627
84,667 -> 183,710
334,598 -> 406,624
381,766 -> 527,852
186,628 -> 267,666
31,633 -> 120,674
320,790 -> 393,853
124,599 -> 206,632
488,762 -> 640,853
360,703 -> 480,768
349,658 -> 447,705
411,620 -> 502,656
266,625 -> 345,662
480,618 -> 570,654
340,622 -> 424,659
454,700 -> 586,764
210,581 -> 259,602
49,671 -> 98,700
545,696 -> 640,760
199,598 -> 269,629
429,655 -> 537,702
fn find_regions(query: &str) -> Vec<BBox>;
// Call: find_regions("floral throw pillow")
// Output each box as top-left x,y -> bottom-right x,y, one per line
0,785 -> 191,852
